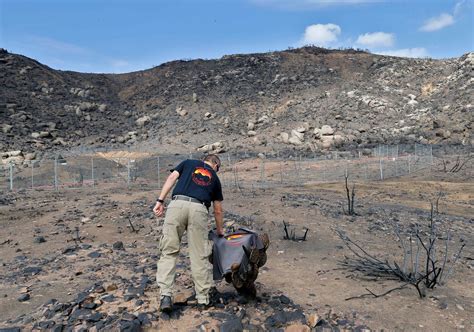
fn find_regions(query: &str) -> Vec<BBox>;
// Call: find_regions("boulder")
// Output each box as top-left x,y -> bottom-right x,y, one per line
291,130 -> 304,141
289,136 -> 303,146
247,122 -> 255,130
176,107 -> 188,116
2,124 -> 12,133
284,324 -> 310,332
313,128 -> 321,138
307,313 -> 321,328
24,152 -> 36,161
407,100 -> 418,107
280,132 -> 289,143
136,116 -> 151,127
247,130 -> 257,137
78,102 -> 95,112
204,112 -> 213,119
197,141 -> 225,153
31,132 -> 41,139
192,92 -> 198,103
3,156 -> 24,165
321,125 -> 334,135
174,289 -> 193,305
98,104 -> 107,112
53,138 -> 67,146
8,151 -> 23,157
257,115 -> 270,124
320,135 -> 334,149
223,117 -> 230,128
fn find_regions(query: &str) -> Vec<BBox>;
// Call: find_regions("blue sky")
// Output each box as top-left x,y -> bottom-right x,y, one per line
0,0 -> 472,73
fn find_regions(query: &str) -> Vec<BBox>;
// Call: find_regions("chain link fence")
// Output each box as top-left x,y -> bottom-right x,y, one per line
1,144 -> 472,193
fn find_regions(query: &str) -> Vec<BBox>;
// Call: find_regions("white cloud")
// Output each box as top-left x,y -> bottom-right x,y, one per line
454,0 -> 467,16
420,13 -> 455,32
356,32 -> 394,47
301,23 -> 341,46
377,48 -> 429,58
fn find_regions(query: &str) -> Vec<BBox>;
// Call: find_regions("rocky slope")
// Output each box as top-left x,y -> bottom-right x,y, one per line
0,47 -> 472,164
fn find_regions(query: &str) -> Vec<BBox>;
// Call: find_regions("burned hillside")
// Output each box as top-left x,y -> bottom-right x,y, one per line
1,47 -> 472,163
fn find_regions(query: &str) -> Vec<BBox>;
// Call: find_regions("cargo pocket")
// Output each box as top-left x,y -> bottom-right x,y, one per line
157,222 -> 169,256
157,234 -> 165,257
205,239 -> 213,262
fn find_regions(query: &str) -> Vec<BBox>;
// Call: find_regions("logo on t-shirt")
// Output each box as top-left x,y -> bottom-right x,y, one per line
192,167 -> 213,186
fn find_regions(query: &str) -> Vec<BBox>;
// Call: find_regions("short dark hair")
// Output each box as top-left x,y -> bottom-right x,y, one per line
203,154 -> 221,170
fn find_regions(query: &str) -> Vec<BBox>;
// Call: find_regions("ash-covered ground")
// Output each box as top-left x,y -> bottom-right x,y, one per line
0,163 -> 473,331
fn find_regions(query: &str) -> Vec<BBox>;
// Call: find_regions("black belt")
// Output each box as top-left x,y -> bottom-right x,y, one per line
172,195 -> 206,206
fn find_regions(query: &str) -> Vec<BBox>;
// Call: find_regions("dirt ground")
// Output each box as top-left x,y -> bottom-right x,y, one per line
0,164 -> 473,331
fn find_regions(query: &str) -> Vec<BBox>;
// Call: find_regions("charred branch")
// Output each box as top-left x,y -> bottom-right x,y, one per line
344,175 -> 356,216
335,202 -> 466,299
283,221 -> 309,241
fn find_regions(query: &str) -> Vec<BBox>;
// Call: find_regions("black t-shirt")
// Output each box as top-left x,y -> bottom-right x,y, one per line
171,159 -> 223,207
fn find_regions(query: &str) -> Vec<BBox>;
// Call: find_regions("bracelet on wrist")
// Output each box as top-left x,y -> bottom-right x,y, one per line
157,198 -> 164,204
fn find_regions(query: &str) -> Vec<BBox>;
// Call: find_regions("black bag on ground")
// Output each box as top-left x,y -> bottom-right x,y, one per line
209,228 -> 269,297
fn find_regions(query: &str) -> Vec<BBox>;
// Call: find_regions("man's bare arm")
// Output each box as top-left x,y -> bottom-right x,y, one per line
153,171 -> 180,217
213,200 -> 224,236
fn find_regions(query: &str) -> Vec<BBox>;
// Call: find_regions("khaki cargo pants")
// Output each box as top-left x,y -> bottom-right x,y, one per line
156,199 -> 212,305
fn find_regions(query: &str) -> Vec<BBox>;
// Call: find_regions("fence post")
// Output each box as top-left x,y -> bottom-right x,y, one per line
54,156 -> 58,191
91,158 -> 95,188
9,163 -> 13,191
233,164 -> 237,189
157,156 -> 161,188
280,160 -> 283,184
127,159 -> 131,188
379,158 -> 384,180
260,158 -> 265,185
31,161 -> 34,189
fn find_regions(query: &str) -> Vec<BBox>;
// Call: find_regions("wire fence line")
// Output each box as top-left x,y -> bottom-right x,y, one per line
0,144 -> 472,192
